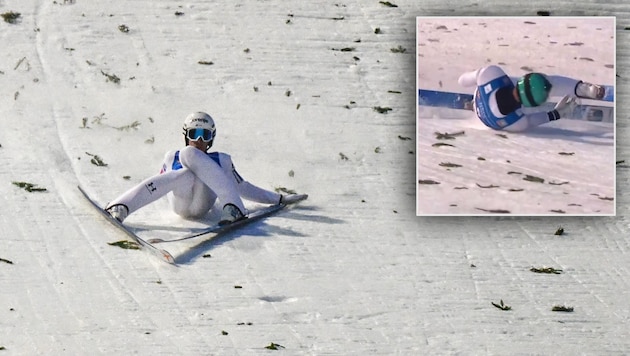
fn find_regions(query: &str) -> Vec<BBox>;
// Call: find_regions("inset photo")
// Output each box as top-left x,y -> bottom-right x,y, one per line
416,16 -> 615,216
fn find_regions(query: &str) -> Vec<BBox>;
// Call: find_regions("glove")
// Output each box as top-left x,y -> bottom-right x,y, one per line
279,194 -> 308,205
551,95 -> 578,119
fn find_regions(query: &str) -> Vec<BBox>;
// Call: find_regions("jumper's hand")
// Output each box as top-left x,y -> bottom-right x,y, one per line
552,95 -> 578,118
280,194 -> 308,205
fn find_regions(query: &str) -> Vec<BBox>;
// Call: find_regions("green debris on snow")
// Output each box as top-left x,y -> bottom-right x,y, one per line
265,342 -> 285,350
1,11 -> 21,24
475,208 -> 510,214
331,47 -> 355,52
432,142 -> 455,148
12,181 -> 47,192
552,305 -> 574,312
115,121 -> 141,131
85,152 -> 108,167
108,240 -> 140,250
523,175 -> 544,183
379,1 -> 398,8
530,266 -> 563,274
435,131 -> 465,140
492,299 -> 511,311
418,179 -> 440,185
373,106 -> 392,114
100,70 -> 120,84
275,187 -> 297,195
390,45 -> 406,53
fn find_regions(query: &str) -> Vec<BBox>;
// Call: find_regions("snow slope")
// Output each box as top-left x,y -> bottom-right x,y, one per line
1,1 -> 630,355
417,17 -> 615,215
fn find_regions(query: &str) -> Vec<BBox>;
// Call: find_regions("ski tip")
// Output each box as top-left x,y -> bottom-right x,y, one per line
161,250 -> 176,265
287,194 -> 309,204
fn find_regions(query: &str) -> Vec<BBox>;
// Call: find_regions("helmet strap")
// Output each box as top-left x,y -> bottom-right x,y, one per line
522,74 -> 537,107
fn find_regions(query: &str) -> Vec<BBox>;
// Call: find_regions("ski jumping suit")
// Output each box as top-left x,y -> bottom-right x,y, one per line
107,146 -> 281,219
458,65 -> 583,132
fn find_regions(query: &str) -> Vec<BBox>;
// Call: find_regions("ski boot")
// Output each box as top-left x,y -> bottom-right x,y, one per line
106,204 -> 129,223
576,82 -> 605,100
219,203 -> 245,225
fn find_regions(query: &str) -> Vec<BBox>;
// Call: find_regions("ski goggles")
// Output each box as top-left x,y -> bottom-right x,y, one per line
186,128 -> 215,142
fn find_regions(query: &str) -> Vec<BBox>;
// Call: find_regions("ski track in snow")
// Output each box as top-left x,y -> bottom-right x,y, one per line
1,0 -> 630,355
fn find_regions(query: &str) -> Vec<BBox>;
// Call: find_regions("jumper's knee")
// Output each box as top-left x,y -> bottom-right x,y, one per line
477,65 -> 504,83
179,146 -> 214,170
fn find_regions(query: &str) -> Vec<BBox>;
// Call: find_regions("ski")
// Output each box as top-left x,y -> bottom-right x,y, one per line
147,195 -> 308,244
601,84 -> 615,102
78,185 -> 176,265
418,89 -> 614,123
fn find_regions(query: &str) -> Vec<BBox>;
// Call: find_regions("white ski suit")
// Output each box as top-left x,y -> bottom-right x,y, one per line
458,65 -> 584,131
107,145 -> 281,219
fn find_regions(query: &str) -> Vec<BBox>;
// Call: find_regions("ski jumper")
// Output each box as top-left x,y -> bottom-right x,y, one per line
107,145 -> 281,219
458,65 -> 582,132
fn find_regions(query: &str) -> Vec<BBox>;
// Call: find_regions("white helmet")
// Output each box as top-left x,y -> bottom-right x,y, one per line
182,112 -> 216,149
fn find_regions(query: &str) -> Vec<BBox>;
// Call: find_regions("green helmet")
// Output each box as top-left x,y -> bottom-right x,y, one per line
517,73 -> 552,107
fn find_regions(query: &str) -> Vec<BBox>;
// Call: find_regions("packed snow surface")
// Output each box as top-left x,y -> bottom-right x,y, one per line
417,17 -> 615,215
1,1 -> 630,355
